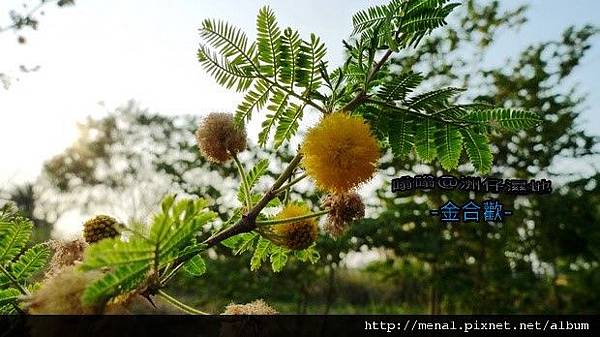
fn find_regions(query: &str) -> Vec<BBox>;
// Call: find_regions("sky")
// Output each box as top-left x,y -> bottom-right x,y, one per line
1,0 -> 599,188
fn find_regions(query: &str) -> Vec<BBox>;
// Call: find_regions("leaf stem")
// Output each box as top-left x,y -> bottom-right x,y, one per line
256,209 -> 330,226
231,153 -> 252,210
157,290 -> 209,315
0,264 -> 29,296
367,98 -> 469,128
272,173 -> 308,195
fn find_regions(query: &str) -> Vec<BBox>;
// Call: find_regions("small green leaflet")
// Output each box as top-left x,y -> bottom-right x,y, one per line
460,128 -> 493,174
270,246 -> 289,272
183,255 -> 207,277
250,238 -> 271,271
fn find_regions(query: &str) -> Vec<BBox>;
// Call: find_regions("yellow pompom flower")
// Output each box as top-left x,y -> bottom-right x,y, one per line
260,204 -> 318,251
301,112 -> 380,193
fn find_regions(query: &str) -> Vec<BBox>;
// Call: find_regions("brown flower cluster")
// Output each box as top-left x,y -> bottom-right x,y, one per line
45,238 -> 88,278
83,215 -> 120,244
195,112 -> 247,163
222,299 -> 278,315
322,192 -> 365,238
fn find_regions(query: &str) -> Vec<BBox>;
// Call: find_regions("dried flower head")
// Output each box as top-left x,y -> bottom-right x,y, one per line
26,266 -> 103,314
322,192 -> 365,238
260,204 -> 318,251
195,112 -> 247,163
222,299 -> 278,315
301,112 -> 380,193
46,238 -> 88,278
83,215 -> 120,244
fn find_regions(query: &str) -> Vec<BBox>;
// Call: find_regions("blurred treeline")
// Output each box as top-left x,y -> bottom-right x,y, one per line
2,1 -> 599,313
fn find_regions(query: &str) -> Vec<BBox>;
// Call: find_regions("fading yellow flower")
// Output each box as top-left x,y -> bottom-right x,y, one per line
322,192 -> 365,238
46,238 -> 88,278
260,204 -> 318,251
195,112 -> 247,163
301,112 -> 380,193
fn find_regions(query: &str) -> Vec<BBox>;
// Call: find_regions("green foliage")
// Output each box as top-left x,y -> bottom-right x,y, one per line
333,1 -> 540,173
363,91 -> 537,172
466,108 -> 542,130
414,118 -> 438,162
183,255 -> 207,277
434,124 -> 463,170
0,288 -> 20,313
377,72 -> 423,101
198,6 -> 326,149
0,207 -> 32,264
80,196 -> 216,305
460,128 -> 493,173
197,19 -> 256,92
222,232 -> 320,273
352,0 -> 460,48
197,1 -> 540,173
237,159 -> 269,205
0,204 -> 50,313
0,244 -> 50,288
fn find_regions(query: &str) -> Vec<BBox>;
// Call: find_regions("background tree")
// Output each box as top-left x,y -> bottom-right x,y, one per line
1,0 -> 75,89
346,0 -> 599,314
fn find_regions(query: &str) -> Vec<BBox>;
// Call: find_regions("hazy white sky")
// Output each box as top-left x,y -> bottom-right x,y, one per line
1,0 -> 599,187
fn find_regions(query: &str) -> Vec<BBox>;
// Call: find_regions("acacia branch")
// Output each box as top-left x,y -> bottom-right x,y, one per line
165,22 -> 400,282
0,0 -> 62,33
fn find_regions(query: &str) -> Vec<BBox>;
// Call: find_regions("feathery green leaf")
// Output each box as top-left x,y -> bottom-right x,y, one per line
279,28 -> 302,88
235,79 -> 273,125
377,72 -> 423,101
414,118 -> 438,162
183,255 -> 207,277
407,87 -> 465,111
389,112 -> 416,158
460,128 -> 493,174
466,108 -> 541,130
435,124 -> 463,170
270,246 -> 289,272
2,244 -> 50,287
250,238 -> 271,271
274,103 -> 305,149
80,237 -> 154,270
0,208 -> 32,265
0,288 -> 19,308
237,159 -> 269,204
258,89 -> 290,146
81,263 -> 150,305
197,44 -> 255,92
296,34 -> 326,92
257,6 -> 282,78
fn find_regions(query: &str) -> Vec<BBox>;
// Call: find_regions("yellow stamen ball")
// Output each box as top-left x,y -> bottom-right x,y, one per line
301,112 -> 380,193
269,204 -> 318,251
